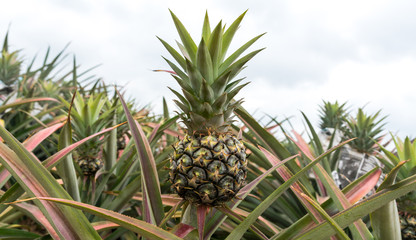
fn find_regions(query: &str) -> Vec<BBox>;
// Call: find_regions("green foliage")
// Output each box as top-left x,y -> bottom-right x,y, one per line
344,108 -> 387,154
159,10 -> 264,133
319,100 -> 349,130
378,135 -> 416,214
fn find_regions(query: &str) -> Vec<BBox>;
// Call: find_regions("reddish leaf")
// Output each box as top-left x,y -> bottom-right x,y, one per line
171,223 -> 194,238
153,69 -> 178,75
233,208 -> 280,235
92,221 -> 119,232
36,197 -> 182,240
259,146 -> 325,223
345,169 -> 382,204
23,122 -> 65,151
131,193 -> 182,207
43,123 -> 124,169
117,90 -> 164,225
289,133 -> 373,239
0,122 -> 66,186
197,205 -> 209,240
0,97 -> 59,112
0,133 -> 100,239
145,122 -> 183,138
148,123 -> 161,143
11,202 -> 59,239
217,206 -> 268,239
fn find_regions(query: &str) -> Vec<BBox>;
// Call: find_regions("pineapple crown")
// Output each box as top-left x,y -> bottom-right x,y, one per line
159,10 -> 264,134
318,100 -> 349,130
1,33 -> 22,86
61,91 -> 113,154
344,108 -> 387,155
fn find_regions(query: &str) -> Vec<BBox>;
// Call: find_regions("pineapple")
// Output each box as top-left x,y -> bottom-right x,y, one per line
338,108 -> 386,189
159,11 -> 264,206
63,91 -> 111,176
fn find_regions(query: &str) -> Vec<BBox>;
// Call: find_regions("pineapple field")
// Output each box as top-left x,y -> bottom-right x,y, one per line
1,10 -> 416,240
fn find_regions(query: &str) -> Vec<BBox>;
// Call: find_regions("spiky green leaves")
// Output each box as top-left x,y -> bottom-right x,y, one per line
159,10 -> 264,133
344,108 -> 387,154
318,100 -> 349,130
1,33 -> 22,86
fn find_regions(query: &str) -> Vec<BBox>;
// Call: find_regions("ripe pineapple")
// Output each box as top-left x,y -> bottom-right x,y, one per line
159,11 -> 263,206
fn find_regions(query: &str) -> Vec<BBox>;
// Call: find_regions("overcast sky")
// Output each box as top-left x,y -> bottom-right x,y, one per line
2,0 -> 416,139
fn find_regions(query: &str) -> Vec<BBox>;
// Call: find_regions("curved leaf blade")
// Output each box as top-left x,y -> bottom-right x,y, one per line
37,197 -> 183,240
117,90 -> 164,225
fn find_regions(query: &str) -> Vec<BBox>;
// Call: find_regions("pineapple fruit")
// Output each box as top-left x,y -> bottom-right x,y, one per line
159,11 -> 263,206
63,92 -> 111,176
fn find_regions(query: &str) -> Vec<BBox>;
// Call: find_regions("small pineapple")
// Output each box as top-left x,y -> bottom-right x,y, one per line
76,154 -> 104,176
64,91 -> 111,176
338,108 -> 386,189
159,11 -> 263,206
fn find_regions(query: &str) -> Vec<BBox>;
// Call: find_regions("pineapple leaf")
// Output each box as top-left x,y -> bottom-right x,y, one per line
222,48 -> 265,81
162,57 -> 188,82
202,11 -> 211,42
117,90 -> 164,225
200,78 -> 214,103
211,71 -> 231,97
168,87 -> 189,106
169,10 -> 197,62
227,82 -> 249,100
212,92 -> 228,112
225,139 -> 353,240
185,59 -> 202,91
225,77 -> 245,92
196,38 -> 214,84
201,102 -> 214,117
172,75 -> 193,93
221,10 -> 248,62
158,37 -> 186,70
208,21 -> 223,78
57,119 -> 81,202
293,175 -> 416,240
0,125 -> 101,239
182,88 -> 200,110
173,100 -> 190,113
0,97 -> 59,113
37,197 -> 184,240
294,189 -> 351,240
219,33 -> 265,75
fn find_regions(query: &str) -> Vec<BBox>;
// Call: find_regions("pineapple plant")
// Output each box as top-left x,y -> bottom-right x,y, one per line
378,136 -> 416,239
159,11 -> 264,206
0,33 -> 21,89
338,108 -> 386,189
62,91 -> 112,176
317,100 -> 348,153
316,101 -> 349,185
318,100 -> 348,135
